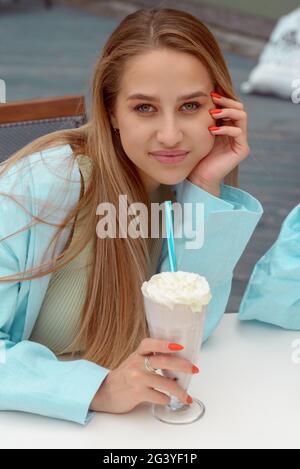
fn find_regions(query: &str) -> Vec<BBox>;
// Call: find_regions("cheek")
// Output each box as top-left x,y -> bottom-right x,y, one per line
193,111 -> 214,135
191,128 -> 215,161
123,126 -> 146,149
194,121 -> 215,144
119,127 -> 141,152
206,133 -> 216,153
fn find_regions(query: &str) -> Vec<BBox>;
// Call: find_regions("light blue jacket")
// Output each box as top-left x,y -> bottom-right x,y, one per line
239,203 -> 300,328
0,144 -> 263,425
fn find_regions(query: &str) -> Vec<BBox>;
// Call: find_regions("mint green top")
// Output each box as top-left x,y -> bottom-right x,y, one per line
29,155 -> 175,358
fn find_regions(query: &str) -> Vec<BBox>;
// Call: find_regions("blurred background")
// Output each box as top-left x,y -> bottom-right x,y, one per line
0,0 -> 299,313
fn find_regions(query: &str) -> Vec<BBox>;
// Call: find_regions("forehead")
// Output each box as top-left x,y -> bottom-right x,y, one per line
120,49 -> 213,96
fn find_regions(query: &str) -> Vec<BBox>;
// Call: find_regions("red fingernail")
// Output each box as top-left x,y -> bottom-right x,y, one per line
192,365 -> 200,374
168,343 -> 184,351
211,92 -> 222,98
186,395 -> 193,404
208,126 -> 220,131
209,109 -> 222,114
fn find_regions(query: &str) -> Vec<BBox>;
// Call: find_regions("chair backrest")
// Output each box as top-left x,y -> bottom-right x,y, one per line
0,95 -> 87,163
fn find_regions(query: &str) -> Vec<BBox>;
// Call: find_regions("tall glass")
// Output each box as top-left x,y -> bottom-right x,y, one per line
142,294 -> 207,425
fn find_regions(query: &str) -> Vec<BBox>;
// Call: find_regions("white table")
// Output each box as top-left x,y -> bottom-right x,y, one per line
1,314 -> 299,449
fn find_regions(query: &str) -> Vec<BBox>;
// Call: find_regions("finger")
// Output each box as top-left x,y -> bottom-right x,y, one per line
209,108 -> 247,134
209,125 -> 243,136
209,108 -> 246,121
136,338 -> 184,356
142,387 -> 171,406
148,353 -> 199,375
208,125 -> 246,149
142,371 -> 189,405
210,93 -> 245,111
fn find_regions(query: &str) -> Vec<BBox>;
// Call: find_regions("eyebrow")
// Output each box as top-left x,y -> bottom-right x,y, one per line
126,90 -> 208,101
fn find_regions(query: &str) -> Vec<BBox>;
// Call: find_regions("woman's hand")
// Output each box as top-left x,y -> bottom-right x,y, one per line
90,338 -> 198,414
187,92 -> 250,196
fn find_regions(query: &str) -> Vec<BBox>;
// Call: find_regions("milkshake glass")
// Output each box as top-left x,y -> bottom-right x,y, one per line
141,270 -> 212,425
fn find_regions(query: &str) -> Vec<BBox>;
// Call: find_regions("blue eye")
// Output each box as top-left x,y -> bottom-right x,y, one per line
134,102 -> 201,114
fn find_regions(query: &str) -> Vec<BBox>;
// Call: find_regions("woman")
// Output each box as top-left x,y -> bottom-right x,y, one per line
0,8 -> 263,424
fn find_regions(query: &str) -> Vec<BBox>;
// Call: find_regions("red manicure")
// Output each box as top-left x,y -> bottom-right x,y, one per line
209,109 -> 222,114
211,92 -> 222,99
168,343 -> 184,351
208,126 -> 220,131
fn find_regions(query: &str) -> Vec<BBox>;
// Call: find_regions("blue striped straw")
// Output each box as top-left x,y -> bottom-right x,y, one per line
164,200 -> 177,272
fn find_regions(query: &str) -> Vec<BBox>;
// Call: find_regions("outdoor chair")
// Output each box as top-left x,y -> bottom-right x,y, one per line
0,94 -> 86,163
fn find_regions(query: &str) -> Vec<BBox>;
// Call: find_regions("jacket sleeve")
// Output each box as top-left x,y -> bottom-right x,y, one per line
0,149 -> 110,425
238,203 -> 300,329
157,179 -> 264,341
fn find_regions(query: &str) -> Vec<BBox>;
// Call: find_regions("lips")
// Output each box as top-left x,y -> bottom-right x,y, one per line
150,152 -> 189,164
150,150 -> 189,157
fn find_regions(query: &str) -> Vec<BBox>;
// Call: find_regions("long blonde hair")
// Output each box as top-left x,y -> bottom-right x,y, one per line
0,8 -> 239,369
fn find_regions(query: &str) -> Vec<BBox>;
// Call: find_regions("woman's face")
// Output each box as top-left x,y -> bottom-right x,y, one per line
110,49 -> 217,194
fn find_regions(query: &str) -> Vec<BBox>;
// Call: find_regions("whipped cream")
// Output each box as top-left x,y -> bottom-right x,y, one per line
141,271 -> 212,313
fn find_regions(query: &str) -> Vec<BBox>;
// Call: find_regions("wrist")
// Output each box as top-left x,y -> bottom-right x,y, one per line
187,175 -> 221,197
89,373 -> 110,412
90,390 -> 101,411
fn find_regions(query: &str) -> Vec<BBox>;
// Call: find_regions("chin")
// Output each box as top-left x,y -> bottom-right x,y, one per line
157,173 -> 188,186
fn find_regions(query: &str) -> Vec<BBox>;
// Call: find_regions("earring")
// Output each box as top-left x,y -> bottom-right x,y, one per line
114,128 -> 119,133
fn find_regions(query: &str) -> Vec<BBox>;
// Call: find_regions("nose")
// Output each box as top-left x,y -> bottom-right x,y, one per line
156,119 -> 183,147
